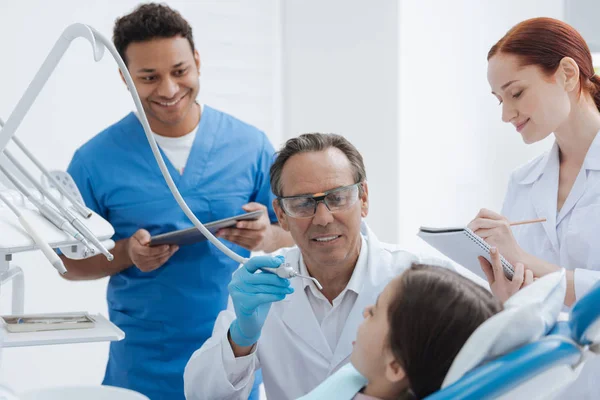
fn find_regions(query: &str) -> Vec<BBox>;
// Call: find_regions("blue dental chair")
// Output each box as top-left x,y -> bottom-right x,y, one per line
299,271 -> 598,400
427,279 -> 600,400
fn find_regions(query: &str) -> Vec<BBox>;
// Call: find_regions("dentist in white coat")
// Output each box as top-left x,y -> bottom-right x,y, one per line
468,18 -> 600,399
184,133 -> 457,400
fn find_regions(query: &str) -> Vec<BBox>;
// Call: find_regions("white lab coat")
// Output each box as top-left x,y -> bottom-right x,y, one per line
502,134 -> 600,399
184,222 -> 461,400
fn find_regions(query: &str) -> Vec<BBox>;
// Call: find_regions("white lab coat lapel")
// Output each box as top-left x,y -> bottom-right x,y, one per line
557,167 -> 587,225
556,131 -> 600,225
280,251 -> 333,360
329,225 -> 392,372
529,144 -> 560,253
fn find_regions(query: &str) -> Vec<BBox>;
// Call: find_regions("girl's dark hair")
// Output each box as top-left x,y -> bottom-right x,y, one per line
388,264 -> 502,399
113,3 -> 195,65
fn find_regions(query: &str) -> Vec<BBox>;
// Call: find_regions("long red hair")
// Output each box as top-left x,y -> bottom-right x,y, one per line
489,17 -> 600,111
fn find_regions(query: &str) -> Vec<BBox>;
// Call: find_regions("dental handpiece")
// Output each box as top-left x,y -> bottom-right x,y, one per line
0,118 -> 92,220
0,164 -> 98,258
261,263 -> 323,290
3,150 -> 95,255
37,203 -> 93,257
0,191 -> 67,275
11,137 -> 93,219
3,150 -> 113,260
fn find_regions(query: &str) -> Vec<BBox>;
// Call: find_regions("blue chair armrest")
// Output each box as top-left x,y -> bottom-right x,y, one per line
569,280 -> 600,345
425,337 -> 581,400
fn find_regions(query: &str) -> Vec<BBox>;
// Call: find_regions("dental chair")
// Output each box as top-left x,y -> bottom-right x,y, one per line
300,269 -> 599,400
428,273 -> 600,400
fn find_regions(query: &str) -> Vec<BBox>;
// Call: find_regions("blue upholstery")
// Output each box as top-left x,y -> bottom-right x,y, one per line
569,280 -> 600,345
427,281 -> 600,399
425,338 -> 581,400
548,321 -> 572,338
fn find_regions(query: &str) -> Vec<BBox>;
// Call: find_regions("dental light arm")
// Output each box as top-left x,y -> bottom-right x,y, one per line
0,24 -> 104,154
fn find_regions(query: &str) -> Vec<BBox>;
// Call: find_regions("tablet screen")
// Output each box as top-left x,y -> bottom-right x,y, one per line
149,210 -> 265,246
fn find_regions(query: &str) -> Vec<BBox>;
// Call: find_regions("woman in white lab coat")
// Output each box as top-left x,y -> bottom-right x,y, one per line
468,17 -> 600,399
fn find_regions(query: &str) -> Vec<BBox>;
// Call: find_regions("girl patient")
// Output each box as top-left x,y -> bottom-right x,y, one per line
310,264 -> 504,400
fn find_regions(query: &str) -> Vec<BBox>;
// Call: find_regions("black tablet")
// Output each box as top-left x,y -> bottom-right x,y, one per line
149,210 -> 265,246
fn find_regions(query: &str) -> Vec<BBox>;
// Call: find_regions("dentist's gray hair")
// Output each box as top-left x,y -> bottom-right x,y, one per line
270,133 -> 366,197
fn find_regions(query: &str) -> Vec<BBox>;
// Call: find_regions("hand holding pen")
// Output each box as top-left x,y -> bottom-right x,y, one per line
467,208 -> 546,266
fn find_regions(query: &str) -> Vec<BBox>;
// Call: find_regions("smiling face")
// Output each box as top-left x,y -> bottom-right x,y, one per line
124,36 -> 200,136
273,148 -> 369,271
487,53 -> 575,144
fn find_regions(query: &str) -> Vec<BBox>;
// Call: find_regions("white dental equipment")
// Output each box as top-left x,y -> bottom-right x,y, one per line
0,190 -> 66,275
2,142 -> 114,260
11,134 -> 93,219
0,163 -> 100,262
0,23 -> 321,288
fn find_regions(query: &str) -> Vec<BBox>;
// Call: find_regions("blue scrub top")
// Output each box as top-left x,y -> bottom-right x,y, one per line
68,106 -> 277,399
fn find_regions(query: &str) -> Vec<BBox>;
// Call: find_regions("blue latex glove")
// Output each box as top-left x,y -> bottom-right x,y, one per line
229,255 -> 294,347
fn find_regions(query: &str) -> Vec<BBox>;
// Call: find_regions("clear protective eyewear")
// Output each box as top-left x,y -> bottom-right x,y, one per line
278,182 -> 362,219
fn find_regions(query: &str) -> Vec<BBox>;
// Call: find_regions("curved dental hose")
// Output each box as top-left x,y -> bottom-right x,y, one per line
91,30 -> 323,288
0,23 -> 322,287
88,29 -> 247,265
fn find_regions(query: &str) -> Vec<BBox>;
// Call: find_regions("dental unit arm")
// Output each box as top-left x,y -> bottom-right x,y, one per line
0,190 -> 67,275
0,144 -> 96,257
0,23 -> 320,287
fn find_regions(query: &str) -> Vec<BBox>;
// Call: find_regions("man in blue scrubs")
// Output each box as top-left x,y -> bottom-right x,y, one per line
59,4 -> 293,399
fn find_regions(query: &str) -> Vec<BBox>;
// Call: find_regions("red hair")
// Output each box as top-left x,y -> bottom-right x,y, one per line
489,17 -> 600,111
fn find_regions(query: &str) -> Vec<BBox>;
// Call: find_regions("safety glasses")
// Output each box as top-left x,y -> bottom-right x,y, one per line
277,182 -> 362,219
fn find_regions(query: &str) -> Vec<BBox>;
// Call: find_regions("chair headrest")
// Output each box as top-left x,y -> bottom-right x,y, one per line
442,269 -> 566,387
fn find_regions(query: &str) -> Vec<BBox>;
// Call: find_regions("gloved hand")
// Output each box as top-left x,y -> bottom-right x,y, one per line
229,255 -> 294,347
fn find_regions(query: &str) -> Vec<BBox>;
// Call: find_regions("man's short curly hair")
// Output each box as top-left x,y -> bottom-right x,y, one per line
113,3 -> 195,65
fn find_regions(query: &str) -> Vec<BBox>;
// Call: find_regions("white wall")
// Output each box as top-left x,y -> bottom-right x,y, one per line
280,0 -> 564,250
0,0 -> 282,393
396,0 -> 564,255
282,0 -> 400,243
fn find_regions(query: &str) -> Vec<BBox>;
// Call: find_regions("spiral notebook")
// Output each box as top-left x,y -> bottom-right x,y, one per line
417,226 -> 514,280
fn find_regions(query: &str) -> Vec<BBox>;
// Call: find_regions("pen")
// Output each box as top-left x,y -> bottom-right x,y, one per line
510,218 -> 546,226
